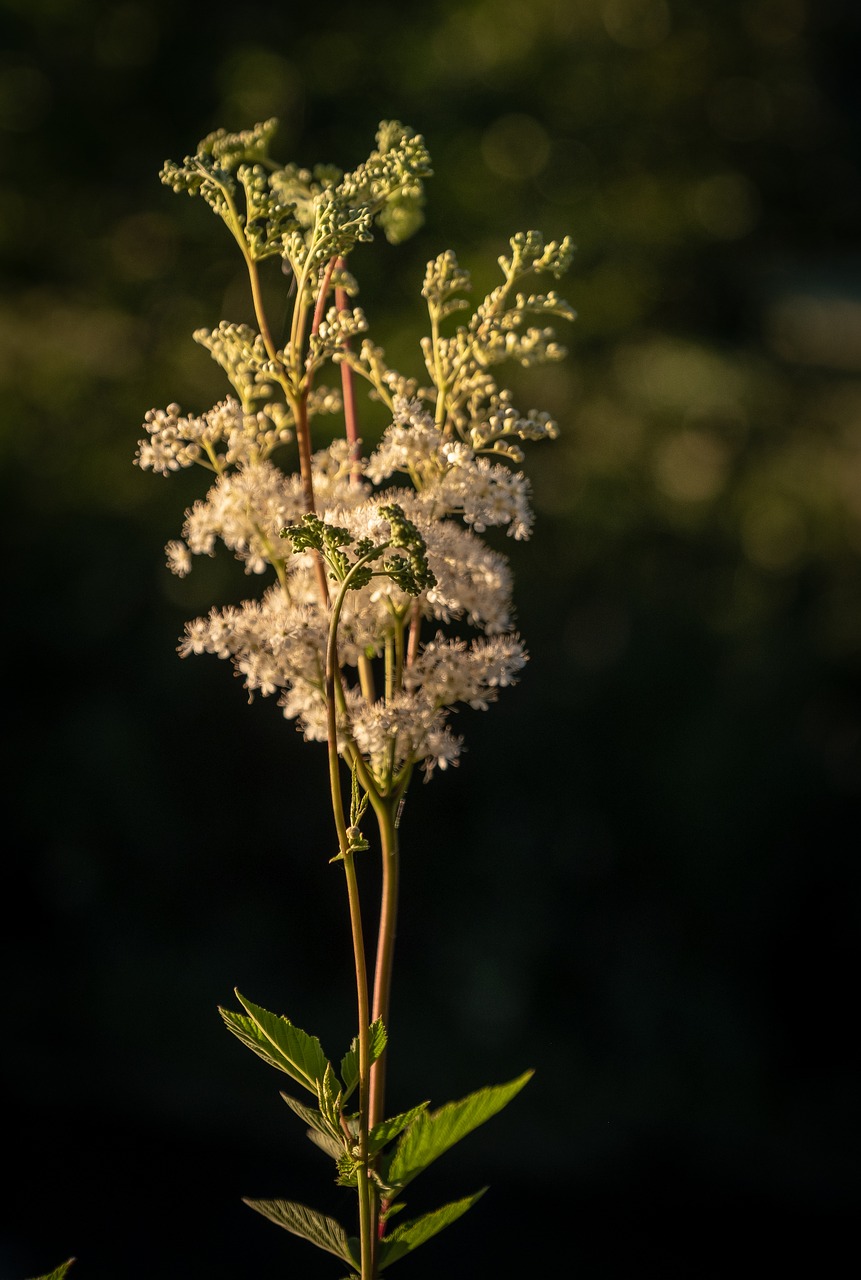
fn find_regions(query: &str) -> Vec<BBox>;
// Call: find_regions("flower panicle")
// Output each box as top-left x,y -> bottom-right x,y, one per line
140,118 -> 574,781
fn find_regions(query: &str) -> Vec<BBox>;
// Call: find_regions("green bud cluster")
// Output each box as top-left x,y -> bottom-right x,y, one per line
160,118 -> 281,223
498,229 -> 576,281
337,121 -> 432,247
422,250 -> 473,319
281,512 -> 352,571
418,229 -> 576,449
307,305 -> 370,373
160,118 -> 431,286
280,514 -> 385,590
237,163 -> 302,261
280,506 -> 435,599
377,503 -> 436,597
194,322 -> 278,406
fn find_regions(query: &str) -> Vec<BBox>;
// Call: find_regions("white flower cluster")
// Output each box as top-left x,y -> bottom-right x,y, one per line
367,397 -> 534,538
154,401 -> 532,779
135,397 -> 294,474
164,442 -> 368,578
139,243 -> 567,782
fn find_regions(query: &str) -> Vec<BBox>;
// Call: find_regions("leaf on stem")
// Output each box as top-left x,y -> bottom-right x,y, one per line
340,1017 -> 387,1099
220,991 -> 331,1095
368,1101 -> 429,1154
384,1070 -> 533,1193
27,1263 -> 75,1280
280,1090 -> 344,1158
378,1190 -> 487,1269
308,1126 -> 346,1161
243,1198 -> 358,1266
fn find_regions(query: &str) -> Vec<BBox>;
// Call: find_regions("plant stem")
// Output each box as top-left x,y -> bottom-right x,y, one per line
246,255 -> 280,364
368,794 -> 399,1132
335,256 -> 362,482
326,574 -> 374,1280
342,846 -> 373,1280
406,601 -> 422,667
312,255 -> 339,337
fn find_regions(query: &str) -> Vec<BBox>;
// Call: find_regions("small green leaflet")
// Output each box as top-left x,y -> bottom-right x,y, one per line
318,1062 -> 343,1134
220,990 -> 330,1095
340,1018 -> 387,1099
243,1198 -> 358,1266
368,1101 -> 429,1154
378,1190 -> 486,1270
280,1091 -> 344,1158
27,1263 -> 75,1280
385,1070 -> 533,1193
308,1126 -> 346,1161
280,1090 -> 333,1137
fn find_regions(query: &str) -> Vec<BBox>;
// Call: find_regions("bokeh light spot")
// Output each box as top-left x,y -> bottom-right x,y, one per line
742,496 -> 808,570
481,113 -> 551,181
707,77 -> 774,142
692,172 -> 761,240
602,0 -> 671,49
654,429 -> 729,503
217,48 -> 302,127
0,63 -> 52,133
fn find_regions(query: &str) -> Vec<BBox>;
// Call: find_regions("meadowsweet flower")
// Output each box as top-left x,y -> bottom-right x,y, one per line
404,633 -> 527,710
135,403 -> 204,473
165,539 -> 192,577
141,118 -> 574,1280
367,397 -> 534,538
431,453 -> 534,539
365,398 -> 442,484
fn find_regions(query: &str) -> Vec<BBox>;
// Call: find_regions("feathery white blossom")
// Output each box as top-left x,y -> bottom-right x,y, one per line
138,209 -> 571,780
367,397 -> 534,539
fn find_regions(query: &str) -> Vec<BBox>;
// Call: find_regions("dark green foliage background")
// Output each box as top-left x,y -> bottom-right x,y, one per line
1,0 -> 858,1276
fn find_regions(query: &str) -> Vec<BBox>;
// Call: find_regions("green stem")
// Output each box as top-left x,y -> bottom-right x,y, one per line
326,574 -> 374,1280
368,794 -> 399,1133
429,304 -> 448,430
246,254 -> 280,365
342,846 -> 373,1280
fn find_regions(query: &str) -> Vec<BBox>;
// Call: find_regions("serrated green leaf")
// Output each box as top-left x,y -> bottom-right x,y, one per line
318,1061 -> 343,1134
340,1018 -> 387,1099
378,1190 -> 486,1269
243,1198 -> 357,1265
280,1091 -> 344,1158
219,991 -> 330,1095
27,1262 -> 75,1280
308,1126 -> 345,1161
385,1071 -> 532,1194
280,1090 -> 330,1135
368,1101 -> 429,1154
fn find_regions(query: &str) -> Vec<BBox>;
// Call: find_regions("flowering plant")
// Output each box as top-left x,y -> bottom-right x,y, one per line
134,117 -> 574,1280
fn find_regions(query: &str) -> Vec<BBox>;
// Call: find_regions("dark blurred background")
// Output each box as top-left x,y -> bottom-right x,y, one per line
1,0 -> 859,1276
